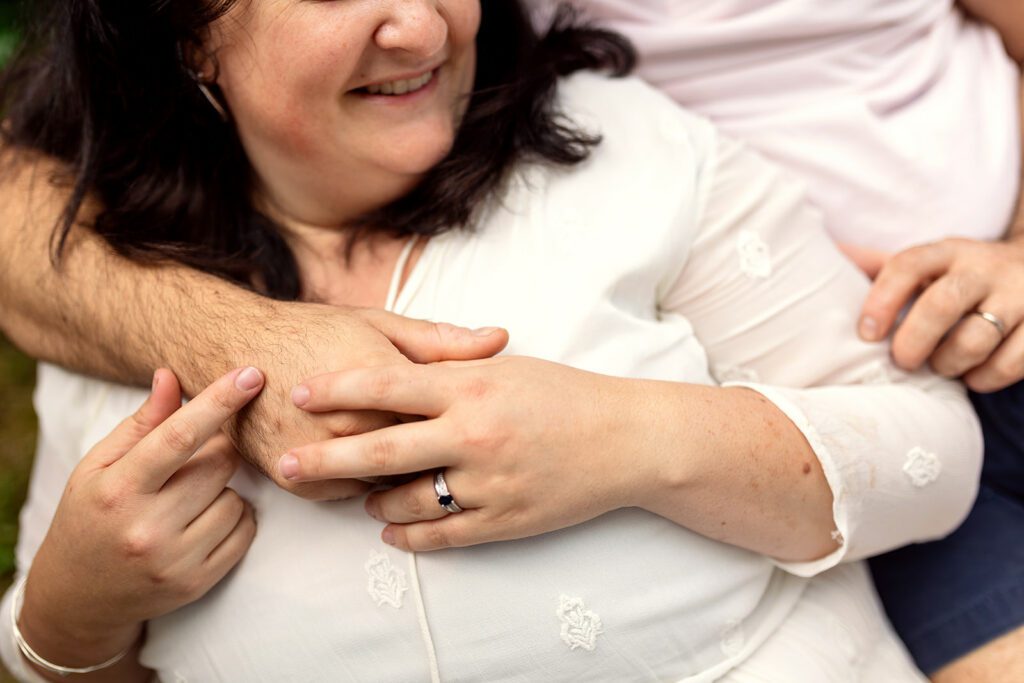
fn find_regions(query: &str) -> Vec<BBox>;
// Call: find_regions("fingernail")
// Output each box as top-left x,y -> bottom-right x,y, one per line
152,371 -> 160,391
235,367 -> 264,391
381,528 -> 396,546
365,499 -> 382,521
472,327 -> 500,337
279,454 -> 300,480
291,385 -> 311,407
859,316 -> 879,340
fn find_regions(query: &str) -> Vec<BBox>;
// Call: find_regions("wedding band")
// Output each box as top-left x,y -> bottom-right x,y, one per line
973,310 -> 1007,338
434,471 -> 463,514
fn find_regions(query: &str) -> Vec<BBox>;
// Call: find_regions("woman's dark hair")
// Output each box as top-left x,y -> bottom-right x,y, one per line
0,1 -> 635,300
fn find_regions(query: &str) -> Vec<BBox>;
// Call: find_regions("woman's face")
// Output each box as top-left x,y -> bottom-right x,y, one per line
208,0 -> 481,227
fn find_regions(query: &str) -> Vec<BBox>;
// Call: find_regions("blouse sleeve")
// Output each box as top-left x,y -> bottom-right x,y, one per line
660,134 -> 984,577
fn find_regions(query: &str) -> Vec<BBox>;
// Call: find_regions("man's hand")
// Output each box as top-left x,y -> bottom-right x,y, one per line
845,238 -> 1024,393
227,303 -> 509,500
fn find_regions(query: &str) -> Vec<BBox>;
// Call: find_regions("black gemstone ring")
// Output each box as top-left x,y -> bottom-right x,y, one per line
433,471 -> 464,514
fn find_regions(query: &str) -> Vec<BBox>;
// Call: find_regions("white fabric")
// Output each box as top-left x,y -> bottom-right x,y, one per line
721,563 -> 925,682
530,0 -> 1021,251
0,74 -> 981,681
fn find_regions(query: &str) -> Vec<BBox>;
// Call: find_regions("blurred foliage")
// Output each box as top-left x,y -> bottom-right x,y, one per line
0,1 -> 20,64
0,336 -> 35,580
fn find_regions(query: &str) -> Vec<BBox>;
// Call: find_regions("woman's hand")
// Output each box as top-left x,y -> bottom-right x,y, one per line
280,358 -> 649,551
18,367 -> 263,675
841,237 -> 1024,392
229,304 -> 509,502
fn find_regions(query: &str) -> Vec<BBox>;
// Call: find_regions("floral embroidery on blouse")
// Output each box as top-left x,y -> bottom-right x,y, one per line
902,447 -> 942,488
365,550 -> 409,609
557,595 -> 604,651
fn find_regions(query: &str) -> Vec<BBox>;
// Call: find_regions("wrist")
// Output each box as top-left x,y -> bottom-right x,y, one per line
606,378 -> 691,512
169,289 -> 288,399
18,574 -> 142,668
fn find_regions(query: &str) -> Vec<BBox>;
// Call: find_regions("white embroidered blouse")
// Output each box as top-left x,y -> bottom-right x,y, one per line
0,74 -> 981,682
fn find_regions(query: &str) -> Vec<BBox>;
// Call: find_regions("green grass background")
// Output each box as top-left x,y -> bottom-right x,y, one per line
1,2 -> 39,680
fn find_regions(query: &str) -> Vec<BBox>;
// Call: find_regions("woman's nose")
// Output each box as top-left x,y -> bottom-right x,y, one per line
375,1 -> 448,59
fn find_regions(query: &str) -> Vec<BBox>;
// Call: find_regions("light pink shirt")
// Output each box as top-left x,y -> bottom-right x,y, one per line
531,0 -> 1020,252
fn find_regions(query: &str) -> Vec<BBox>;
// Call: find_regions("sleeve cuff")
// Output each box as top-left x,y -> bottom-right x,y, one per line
722,381 -> 852,577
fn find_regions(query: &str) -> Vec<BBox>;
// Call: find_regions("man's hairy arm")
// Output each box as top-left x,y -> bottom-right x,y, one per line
0,150 -> 508,499
0,150 -> 274,387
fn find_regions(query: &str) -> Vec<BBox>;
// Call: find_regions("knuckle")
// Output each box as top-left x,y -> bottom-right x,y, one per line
954,334 -> 993,361
207,387 -> 238,415
890,340 -> 923,370
365,370 -> 397,402
922,293 -> 961,320
365,435 -> 397,472
162,419 -> 202,454
173,574 -> 207,601
400,488 -> 424,517
94,478 -> 130,511
424,524 -> 451,549
459,377 -> 491,401
889,248 -> 924,272
122,524 -> 159,559
458,422 -> 508,453
212,451 -> 240,479
220,488 -> 246,516
942,272 -> 977,299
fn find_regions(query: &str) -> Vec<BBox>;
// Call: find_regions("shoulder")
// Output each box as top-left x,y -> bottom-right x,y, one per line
487,72 -> 723,290
554,71 -> 719,168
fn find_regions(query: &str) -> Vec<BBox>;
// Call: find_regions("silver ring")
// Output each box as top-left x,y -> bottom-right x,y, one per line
433,471 -> 463,514
973,310 -> 1007,338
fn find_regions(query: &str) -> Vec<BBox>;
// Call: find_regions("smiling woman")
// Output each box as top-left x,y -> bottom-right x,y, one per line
0,1 -> 985,681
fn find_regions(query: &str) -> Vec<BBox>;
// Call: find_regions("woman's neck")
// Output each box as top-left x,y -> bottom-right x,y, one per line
266,202 -> 422,309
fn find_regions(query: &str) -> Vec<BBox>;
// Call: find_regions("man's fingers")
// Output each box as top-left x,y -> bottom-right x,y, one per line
930,302 -> 1020,378
292,365 -> 448,415
859,244 -> 953,342
964,324 -> 1024,393
279,421 -> 452,482
359,309 -> 509,363
891,273 -> 987,370
118,367 -> 265,493
89,369 -> 184,467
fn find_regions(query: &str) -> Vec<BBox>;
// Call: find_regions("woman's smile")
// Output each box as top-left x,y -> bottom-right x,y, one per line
353,67 -> 440,98
209,0 -> 481,228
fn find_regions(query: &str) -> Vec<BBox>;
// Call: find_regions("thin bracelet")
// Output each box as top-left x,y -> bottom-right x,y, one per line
10,576 -> 132,676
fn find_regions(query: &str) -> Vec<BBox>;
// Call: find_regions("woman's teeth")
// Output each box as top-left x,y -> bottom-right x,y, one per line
364,71 -> 434,96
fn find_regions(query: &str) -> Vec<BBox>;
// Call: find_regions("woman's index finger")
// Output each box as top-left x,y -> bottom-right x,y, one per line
118,367 -> 265,493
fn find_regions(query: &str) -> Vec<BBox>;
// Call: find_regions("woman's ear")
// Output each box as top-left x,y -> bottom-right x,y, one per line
179,35 -> 230,122
179,36 -> 217,82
